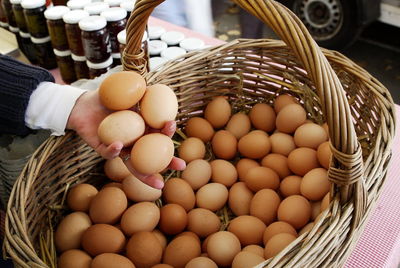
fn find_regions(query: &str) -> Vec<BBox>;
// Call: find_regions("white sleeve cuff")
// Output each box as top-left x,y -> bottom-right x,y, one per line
25,82 -> 87,136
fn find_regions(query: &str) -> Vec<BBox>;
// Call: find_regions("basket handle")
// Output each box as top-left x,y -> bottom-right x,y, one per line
124,0 -> 366,225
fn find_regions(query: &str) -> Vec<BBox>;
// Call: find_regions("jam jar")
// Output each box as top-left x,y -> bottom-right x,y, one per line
31,35 -> 57,69
21,0 -> 48,38
19,30 -> 37,63
100,7 -> 126,54
87,56 -> 112,79
111,52 -> 121,67
0,1 -> 8,28
66,0 -> 91,10
63,9 -> 89,56
148,26 -> 165,40
11,0 -> 28,32
53,49 -> 77,84
119,0 -> 134,19
83,2 -> 109,15
104,0 -> 123,8
44,5 -> 70,50
71,53 -> 89,79
117,28 -> 126,55
52,0 -> 67,6
79,15 -> 111,63
9,25 -> 24,52
2,0 -> 17,27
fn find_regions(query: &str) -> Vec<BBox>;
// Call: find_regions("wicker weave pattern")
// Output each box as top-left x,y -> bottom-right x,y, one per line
4,0 -> 395,267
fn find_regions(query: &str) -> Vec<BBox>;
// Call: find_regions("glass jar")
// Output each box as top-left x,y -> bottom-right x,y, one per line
66,0 -> 91,10
21,0 -> 48,38
119,0 -> 134,19
63,9 -> 89,56
53,49 -> 76,84
148,39 -> 167,57
83,2 -> 109,15
71,53 -> 89,79
111,52 -> 120,67
44,5 -> 70,50
19,31 -> 37,63
52,0 -> 67,6
0,0 -> 8,28
11,0 -> 28,32
87,56 -> 112,79
100,7 -> 126,54
9,25 -> 24,52
104,0 -> 122,8
79,15 -> 111,63
31,35 -> 57,69
2,0 -> 17,27
148,26 -> 165,40
117,28 -> 125,55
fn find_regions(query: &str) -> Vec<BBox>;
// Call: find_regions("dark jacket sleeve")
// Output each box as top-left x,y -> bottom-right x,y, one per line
0,55 -> 55,136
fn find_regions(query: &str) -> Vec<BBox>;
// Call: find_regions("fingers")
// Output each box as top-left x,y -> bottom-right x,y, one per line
168,157 -> 186,171
97,142 -> 123,159
161,121 -> 176,138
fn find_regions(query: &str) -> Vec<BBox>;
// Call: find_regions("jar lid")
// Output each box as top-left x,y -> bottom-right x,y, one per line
148,40 -> 167,56
83,2 -> 109,15
119,0 -> 135,12
161,46 -> 186,60
63,9 -> 90,24
10,0 -> 22,4
160,31 -> 185,45
44,6 -> 70,20
19,31 -> 31,38
179,37 -> 205,52
9,26 -> 19,33
66,0 -> 91,10
79,15 -> 107,31
0,22 -> 8,27
149,56 -> 167,71
112,52 -> 121,59
71,53 -> 86,61
117,29 -> 126,44
148,26 -> 165,40
53,49 -> 71,57
87,56 -> 113,69
31,35 -> 51,44
104,0 -> 123,7
21,0 -> 45,9
100,7 -> 126,21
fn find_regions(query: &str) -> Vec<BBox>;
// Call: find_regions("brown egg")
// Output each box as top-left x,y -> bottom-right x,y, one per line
264,233 -> 297,259
227,215 -> 266,246
226,113 -> 251,139
102,182 -> 123,189
300,168 -> 331,201
130,133 -> 174,174
58,249 -> 92,268
287,147 -> 320,176
273,94 -> 298,113
67,184 -> 98,212
186,256 -> 218,268
229,182 -> 254,216
176,231 -> 201,243
99,71 -> 146,110
294,123 -> 328,149
91,253 -> 135,268
311,201 -> 321,220
263,221 -> 297,245
181,159 -> 212,190
236,158 -> 260,181
98,111 -> 145,147
140,84 -> 178,129
152,229 -> 168,251
178,137 -> 206,163
187,208 -> 221,238
122,174 -> 162,202
299,222 -> 315,236
82,224 -> 126,256
242,245 -> 265,258
276,104 -> 307,134
322,122 -> 329,136
104,157 -> 130,182
320,192 -> 331,212
185,117 -> 215,142
232,251 -> 265,268
244,166 -> 280,192
202,235 -> 212,253
211,130 -> 237,160
151,265 -> 174,268
204,96 -> 231,128
249,103 -> 276,132
210,159 -> 238,187
89,187 -> 127,224
317,141 -> 332,169
261,154 -> 292,179
163,235 -> 201,268
121,202 -> 160,236
159,204 -> 187,235
250,189 -> 280,225
277,195 -> 311,229
279,175 -> 302,197
269,132 -> 296,157
238,130 -> 271,159
207,231 -> 241,267
55,212 -> 92,252
196,183 -> 229,212
162,178 -> 196,211
126,231 -> 163,268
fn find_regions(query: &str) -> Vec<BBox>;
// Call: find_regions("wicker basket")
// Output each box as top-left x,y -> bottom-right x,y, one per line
4,0 -> 396,267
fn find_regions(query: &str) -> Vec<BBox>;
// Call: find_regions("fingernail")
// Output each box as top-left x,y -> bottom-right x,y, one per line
154,179 -> 164,189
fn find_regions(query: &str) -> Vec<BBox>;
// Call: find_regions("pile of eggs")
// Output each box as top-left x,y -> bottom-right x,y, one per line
54,73 -> 333,268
